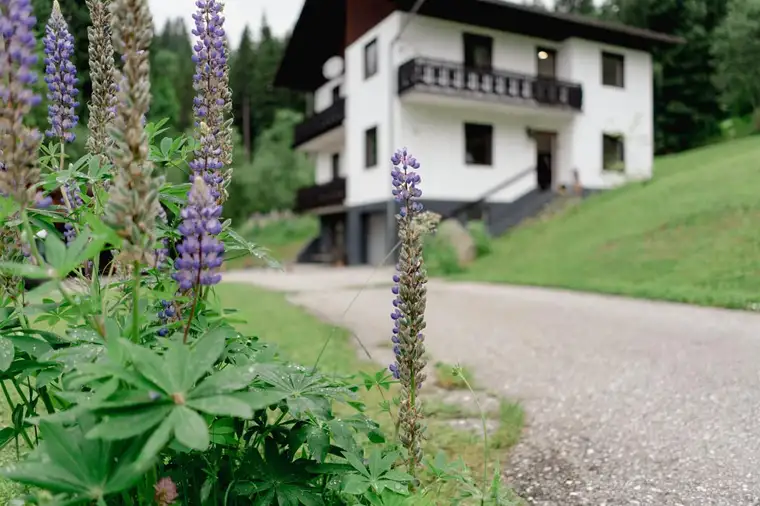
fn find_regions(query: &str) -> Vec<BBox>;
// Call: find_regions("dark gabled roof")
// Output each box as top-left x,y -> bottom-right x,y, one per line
275,0 -> 683,92
398,0 -> 685,47
275,0 -> 346,92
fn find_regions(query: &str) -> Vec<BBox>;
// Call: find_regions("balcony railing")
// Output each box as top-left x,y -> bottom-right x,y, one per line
293,98 -> 345,148
294,177 -> 346,213
398,58 -> 583,111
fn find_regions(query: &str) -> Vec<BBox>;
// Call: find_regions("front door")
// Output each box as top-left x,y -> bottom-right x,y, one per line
533,131 -> 556,192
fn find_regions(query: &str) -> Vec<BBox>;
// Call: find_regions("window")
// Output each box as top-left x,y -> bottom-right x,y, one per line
465,123 -> 493,166
331,84 -> 341,103
601,51 -> 624,87
364,38 -> 378,79
365,127 -> 378,168
536,47 -> 556,78
602,134 -> 625,171
331,153 -> 340,179
463,33 -> 493,70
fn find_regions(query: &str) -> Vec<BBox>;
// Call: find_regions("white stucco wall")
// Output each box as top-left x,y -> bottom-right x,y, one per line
314,76 -> 344,113
562,38 -> 654,188
336,12 -> 655,206
314,150 -> 345,185
396,104 -> 576,203
394,15 -> 565,80
343,14 -> 402,207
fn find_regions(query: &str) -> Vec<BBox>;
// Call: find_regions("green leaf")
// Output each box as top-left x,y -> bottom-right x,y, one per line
0,262 -> 52,279
65,228 -> 108,272
137,413 -> 175,464
223,228 -> 280,269
164,341 -> 193,392
36,421 -> 92,485
0,461 -> 85,494
86,405 -> 173,441
0,427 -> 15,450
44,233 -> 67,271
187,395 -> 253,418
192,364 -> 259,397
342,474 -> 371,495
188,327 -> 229,385
121,340 -> 173,392
173,406 -> 209,450
0,338 -> 13,371
6,334 -> 52,358
232,389 -> 288,411
305,424 -> 330,463
343,451 -> 371,478
160,137 -> 172,156
382,469 -> 414,483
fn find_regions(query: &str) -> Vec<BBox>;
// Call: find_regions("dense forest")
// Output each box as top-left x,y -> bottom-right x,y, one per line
35,0 -> 757,220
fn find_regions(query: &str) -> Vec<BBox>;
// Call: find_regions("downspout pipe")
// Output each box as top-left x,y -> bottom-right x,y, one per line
385,0 -> 428,263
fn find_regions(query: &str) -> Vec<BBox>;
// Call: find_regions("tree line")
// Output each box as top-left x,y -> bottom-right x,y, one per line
29,0 -> 312,222
547,0 -> 756,155
33,0 -> 755,220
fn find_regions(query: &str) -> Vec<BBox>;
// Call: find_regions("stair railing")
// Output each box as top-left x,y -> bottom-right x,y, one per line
445,166 -> 535,220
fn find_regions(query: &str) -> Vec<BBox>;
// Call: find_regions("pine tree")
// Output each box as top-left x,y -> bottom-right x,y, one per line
231,25 -> 256,161
609,0 -> 726,153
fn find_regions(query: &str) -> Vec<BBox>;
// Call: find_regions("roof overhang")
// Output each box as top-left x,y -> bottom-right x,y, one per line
274,0 -> 684,92
274,0 -> 347,92
394,0 -> 685,49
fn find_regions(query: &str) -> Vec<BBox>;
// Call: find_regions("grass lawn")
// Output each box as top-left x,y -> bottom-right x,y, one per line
216,283 -> 524,477
457,136 -> 760,309
225,215 -> 317,270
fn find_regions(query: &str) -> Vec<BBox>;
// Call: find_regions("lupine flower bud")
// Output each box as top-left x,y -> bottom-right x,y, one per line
43,0 -> 79,143
85,0 -> 117,164
388,148 -> 428,472
104,0 -> 163,264
190,0 -> 230,202
0,0 -> 44,207
172,176 -> 224,292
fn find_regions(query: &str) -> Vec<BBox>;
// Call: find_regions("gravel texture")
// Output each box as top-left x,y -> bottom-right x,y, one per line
224,267 -> 760,505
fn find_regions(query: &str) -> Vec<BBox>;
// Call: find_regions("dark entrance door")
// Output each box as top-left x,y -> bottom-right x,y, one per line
533,131 -> 556,192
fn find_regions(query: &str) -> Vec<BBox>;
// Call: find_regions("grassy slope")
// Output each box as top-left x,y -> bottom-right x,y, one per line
225,216 -> 318,270
458,136 -> 760,309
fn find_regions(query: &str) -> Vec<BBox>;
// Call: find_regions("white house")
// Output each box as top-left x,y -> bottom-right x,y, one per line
274,0 -> 682,266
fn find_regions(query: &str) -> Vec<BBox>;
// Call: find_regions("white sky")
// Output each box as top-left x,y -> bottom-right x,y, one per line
149,0 -> 305,48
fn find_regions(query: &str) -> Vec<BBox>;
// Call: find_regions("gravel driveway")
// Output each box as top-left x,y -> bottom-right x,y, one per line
225,267 -> 760,506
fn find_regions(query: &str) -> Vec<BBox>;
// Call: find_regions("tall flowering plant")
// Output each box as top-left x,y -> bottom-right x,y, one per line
389,148 -> 429,473
0,0 -> 503,503
0,1 -> 421,505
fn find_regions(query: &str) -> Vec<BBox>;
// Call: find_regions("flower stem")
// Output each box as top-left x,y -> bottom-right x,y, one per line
183,271 -> 202,344
131,261 -> 140,341
458,368 -> 489,505
58,142 -> 74,214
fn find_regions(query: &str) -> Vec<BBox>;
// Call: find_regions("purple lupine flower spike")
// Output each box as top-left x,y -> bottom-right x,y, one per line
0,0 -> 47,208
43,0 -> 79,143
189,0 -> 228,200
388,148 -> 428,471
172,176 -> 224,292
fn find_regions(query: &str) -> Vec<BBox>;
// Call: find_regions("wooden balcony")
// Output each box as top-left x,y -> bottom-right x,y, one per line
294,177 -> 346,213
293,98 -> 345,149
397,58 -> 583,111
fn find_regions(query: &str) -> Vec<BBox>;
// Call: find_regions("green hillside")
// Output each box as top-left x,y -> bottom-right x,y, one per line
457,136 -> 760,309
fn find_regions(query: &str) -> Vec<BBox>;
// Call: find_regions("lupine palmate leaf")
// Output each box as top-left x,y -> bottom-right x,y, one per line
86,405 -> 173,440
0,418 -> 151,500
256,364 -> 353,419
